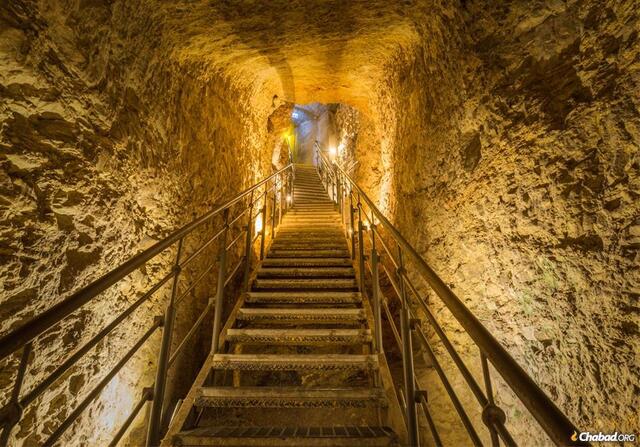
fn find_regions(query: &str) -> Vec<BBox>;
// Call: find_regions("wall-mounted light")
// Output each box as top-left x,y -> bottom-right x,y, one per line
329,146 -> 337,158
286,194 -> 292,203
255,214 -> 263,234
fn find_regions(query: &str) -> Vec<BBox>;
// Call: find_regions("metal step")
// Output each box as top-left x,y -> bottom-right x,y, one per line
195,387 -> 387,408
253,278 -> 357,289
225,328 -> 372,345
269,244 -> 347,251
172,426 -> 397,447
257,267 -> 354,278
245,291 -> 362,304
267,250 -> 349,258
210,354 -> 378,371
237,307 -> 364,322
261,258 -> 353,267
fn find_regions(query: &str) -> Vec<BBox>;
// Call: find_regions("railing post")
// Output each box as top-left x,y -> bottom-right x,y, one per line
349,194 -> 356,260
370,230 -> 383,353
211,209 -> 229,354
271,182 -> 278,236
398,247 -> 419,447
146,238 -> 184,447
278,174 -> 284,225
259,191 -> 267,260
356,198 -> 366,292
243,192 -> 254,292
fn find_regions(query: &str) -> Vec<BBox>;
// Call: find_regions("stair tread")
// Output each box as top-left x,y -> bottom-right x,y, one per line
261,258 -> 353,267
237,308 -> 364,320
176,425 -> 394,438
196,386 -> 386,403
211,353 -> 378,370
226,328 -> 372,344
253,278 -> 357,289
257,267 -> 354,277
245,291 -> 362,304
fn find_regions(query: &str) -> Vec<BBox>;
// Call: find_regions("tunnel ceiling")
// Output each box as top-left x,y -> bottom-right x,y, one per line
157,0 -> 422,109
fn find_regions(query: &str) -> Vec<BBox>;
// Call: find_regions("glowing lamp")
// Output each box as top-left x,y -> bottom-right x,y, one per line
255,214 -> 263,234
286,194 -> 292,203
329,146 -> 337,158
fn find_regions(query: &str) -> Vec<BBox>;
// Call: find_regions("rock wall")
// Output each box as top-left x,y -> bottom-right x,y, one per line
0,1 -> 275,445
347,0 -> 639,444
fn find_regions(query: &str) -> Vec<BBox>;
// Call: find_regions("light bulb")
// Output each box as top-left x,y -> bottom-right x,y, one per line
286,194 -> 292,203
255,214 -> 263,234
329,146 -> 337,157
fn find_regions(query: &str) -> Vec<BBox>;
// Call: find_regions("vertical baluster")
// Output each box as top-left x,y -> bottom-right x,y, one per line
243,191 -> 254,292
211,209 -> 229,354
259,190 -> 267,260
335,169 -> 341,208
356,196 -> 366,292
147,238 -> 184,447
0,343 -> 32,447
278,174 -> 284,226
271,179 -> 277,237
370,224 -> 383,353
398,247 -> 419,446
349,192 -> 356,260
481,351 -> 502,447
289,167 -> 296,206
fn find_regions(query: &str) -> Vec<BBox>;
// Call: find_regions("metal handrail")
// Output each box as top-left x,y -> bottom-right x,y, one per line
0,164 -> 293,361
0,164 -> 294,447
314,143 -> 585,447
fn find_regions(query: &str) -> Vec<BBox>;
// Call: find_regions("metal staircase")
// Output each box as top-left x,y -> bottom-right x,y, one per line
162,165 -> 402,446
0,159 -> 587,447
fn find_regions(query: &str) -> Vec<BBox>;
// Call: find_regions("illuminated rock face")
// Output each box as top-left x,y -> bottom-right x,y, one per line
0,0 -> 638,445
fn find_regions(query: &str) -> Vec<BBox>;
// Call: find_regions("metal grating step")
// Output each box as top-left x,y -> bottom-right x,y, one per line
210,354 -> 378,372
194,387 -> 387,408
225,328 -> 372,345
237,307 -> 364,322
245,291 -> 362,304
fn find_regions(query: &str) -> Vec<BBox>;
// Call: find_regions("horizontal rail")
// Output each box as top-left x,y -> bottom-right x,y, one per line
43,320 -> 161,447
108,388 -> 152,447
175,262 -> 217,306
317,147 -> 582,446
168,302 -> 213,368
17,271 -> 173,409
418,392 -> 443,447
180,226 -> 226,268
414,325 -> 483,447
226,229 -> 246,251
224,256 -> 245,288
0,164 -> 292,361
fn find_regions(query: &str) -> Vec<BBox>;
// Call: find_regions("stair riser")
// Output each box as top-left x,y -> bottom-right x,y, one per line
227,338 -> 370,345
269,245 -> 347,251
261,259 -> 353,267
258,270 -> 355,278
267,251 -> 349,258
174,435 -> 394,447
253,281 -> 357,290
211,355 -> 378,372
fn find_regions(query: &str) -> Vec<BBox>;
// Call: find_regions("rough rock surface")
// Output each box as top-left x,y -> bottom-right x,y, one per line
1,1 -> 276,445
345,0 -> 640,444
1,0 -> 638,446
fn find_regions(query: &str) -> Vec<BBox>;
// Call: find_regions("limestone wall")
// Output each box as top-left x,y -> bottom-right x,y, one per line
0,1 -> 275,445
347,0 -> 639,444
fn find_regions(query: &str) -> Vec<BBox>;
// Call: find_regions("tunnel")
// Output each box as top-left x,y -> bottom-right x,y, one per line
0,1 -> 638,446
